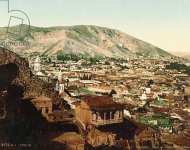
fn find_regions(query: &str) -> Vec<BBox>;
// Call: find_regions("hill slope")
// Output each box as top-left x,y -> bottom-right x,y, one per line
0,25 -> 172,58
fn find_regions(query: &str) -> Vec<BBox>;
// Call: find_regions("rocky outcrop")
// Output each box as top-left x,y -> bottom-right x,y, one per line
0,47 -> 58,100
0,47 -> 60,146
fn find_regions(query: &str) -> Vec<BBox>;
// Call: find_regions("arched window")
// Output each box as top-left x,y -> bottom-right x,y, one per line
92,113 -> 97,121
45,108 -> 49,114
97,112 -> 102,121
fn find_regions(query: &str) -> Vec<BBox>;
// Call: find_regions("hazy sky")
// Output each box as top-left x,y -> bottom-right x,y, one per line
0,0 -> 189,54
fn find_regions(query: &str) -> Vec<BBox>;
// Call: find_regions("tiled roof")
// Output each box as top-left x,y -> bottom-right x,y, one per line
81,95 -> 124,110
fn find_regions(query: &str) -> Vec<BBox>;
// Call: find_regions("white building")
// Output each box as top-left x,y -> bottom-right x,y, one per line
34,56 -> 41,73
55,80 -> 65,95
58,70 -> 63,82
140,92 -> 147,100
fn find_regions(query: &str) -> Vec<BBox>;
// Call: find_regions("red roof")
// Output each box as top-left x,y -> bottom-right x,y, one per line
81,95 -> 124,111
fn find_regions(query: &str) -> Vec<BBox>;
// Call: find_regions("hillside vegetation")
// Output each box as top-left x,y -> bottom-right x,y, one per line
0,25 -> 172,59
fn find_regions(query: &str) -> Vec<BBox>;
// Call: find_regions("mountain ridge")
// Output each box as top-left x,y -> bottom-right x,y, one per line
0,25 -> 173,59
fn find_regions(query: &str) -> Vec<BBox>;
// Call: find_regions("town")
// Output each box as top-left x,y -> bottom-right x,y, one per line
0,0 -> 189,149
24,53 -> 190,150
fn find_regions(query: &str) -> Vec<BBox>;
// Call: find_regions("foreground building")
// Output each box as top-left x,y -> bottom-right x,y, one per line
31,96 -> 53,118
75,95 -> 124,129
75,95 -> 161,149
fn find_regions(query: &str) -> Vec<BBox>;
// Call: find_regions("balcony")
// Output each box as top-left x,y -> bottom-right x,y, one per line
92,118 -> 123,126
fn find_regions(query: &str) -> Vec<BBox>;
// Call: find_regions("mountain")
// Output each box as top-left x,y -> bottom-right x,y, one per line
0,25 -> 172,58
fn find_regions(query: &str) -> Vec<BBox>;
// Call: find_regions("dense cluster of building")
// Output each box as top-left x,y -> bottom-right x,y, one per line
27,56 -> 190,149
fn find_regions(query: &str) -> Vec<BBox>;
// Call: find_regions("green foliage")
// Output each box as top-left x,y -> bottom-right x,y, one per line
57,52 -> 104,64
166,62 -> 190,75
16,36 -> 25,42
89,55 -> 104,65
158,48 -> 170,57
154,98 -> 167,106
105,61 -> 110,65
102,28 -> 116,38
57,52 -> 88,61
66,32 -> 82,43
57,53 -> 79,61
72,26 -> 95,38
106,29 -> 116,38
32,27 -> 51,34
139,114 -> 172,129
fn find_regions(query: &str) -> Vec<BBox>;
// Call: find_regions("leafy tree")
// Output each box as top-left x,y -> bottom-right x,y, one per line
166,62 -> 190,75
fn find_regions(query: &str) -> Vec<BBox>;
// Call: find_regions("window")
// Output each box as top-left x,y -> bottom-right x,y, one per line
92,113 -> 97,121
45,108 -> 49,114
